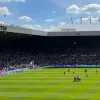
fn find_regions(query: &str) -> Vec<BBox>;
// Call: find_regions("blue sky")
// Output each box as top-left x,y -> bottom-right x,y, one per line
0,0 -> 100,31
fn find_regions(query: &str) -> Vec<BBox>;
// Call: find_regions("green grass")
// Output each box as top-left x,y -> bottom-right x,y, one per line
0,68 -> 100,100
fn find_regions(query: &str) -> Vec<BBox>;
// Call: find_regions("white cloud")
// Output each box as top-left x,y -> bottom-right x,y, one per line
0,7 -> 11,15
45,18 -> 55,22
0,0 -> 12,2
22,24 -> 43,30
0,21 -> 7,24
21,24 -> 56,31
21,21 -> 67,31
0,0 -> 25,2
82,17 -> 98,22
22,22 -> 67,31
44,26 -> 56,31
75,16 -> 100,24
67,4 -> 80,14
18,16 -> 32,22
81,4 -> 100,14
67,4 -> 100,14
13,0 -> 25,3
59,22 -> 66,26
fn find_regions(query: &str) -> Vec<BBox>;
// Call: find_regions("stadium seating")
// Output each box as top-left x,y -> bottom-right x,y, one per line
0,36 -> 100,70
0,47 -> 100,70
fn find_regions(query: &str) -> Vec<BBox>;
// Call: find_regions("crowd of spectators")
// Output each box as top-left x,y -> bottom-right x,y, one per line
0,46 -> 100,70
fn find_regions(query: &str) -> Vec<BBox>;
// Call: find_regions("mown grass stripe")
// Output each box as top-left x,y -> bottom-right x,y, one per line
0,68 -> 100,100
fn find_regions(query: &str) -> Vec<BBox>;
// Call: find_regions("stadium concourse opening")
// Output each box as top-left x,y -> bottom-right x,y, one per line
0,32 -> 100,69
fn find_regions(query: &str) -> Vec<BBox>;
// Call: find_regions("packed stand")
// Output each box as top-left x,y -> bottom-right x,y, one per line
0,47 -> 100,70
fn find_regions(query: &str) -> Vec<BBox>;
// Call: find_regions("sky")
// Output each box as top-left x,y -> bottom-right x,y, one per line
0,0 -> 100,31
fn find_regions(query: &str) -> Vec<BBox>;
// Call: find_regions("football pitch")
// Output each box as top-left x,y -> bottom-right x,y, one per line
0,68 -> 100,100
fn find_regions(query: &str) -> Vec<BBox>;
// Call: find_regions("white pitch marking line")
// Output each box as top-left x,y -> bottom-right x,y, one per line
68,95 -> 76,98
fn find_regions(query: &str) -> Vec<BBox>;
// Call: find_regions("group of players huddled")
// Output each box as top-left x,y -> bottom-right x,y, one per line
64,68 -> 98,82
74,76 -> 81,82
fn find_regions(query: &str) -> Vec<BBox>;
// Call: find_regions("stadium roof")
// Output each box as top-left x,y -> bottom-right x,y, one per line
48,24 -> 100,36
1,17 -> 100,37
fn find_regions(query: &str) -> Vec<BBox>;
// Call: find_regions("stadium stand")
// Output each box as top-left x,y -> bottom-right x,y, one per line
1,18 -> 100,70
0,35 -> 100,70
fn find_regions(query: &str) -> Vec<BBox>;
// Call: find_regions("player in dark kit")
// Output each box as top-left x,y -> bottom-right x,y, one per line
74,76 -> 77,82
68,69 -> 70,72
77,76 -> 81,82
96,70 -> 98,73
85,69 -> 87,73
64,71 -> 65,75
73,76 -> 81,82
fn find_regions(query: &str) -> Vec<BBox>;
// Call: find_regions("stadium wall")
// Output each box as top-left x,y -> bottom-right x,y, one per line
48,24 -> 100,36
51,24 -> 100,32
0,68 -> 37,76
42,65 -> 100,68
48,31 -> 100,36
